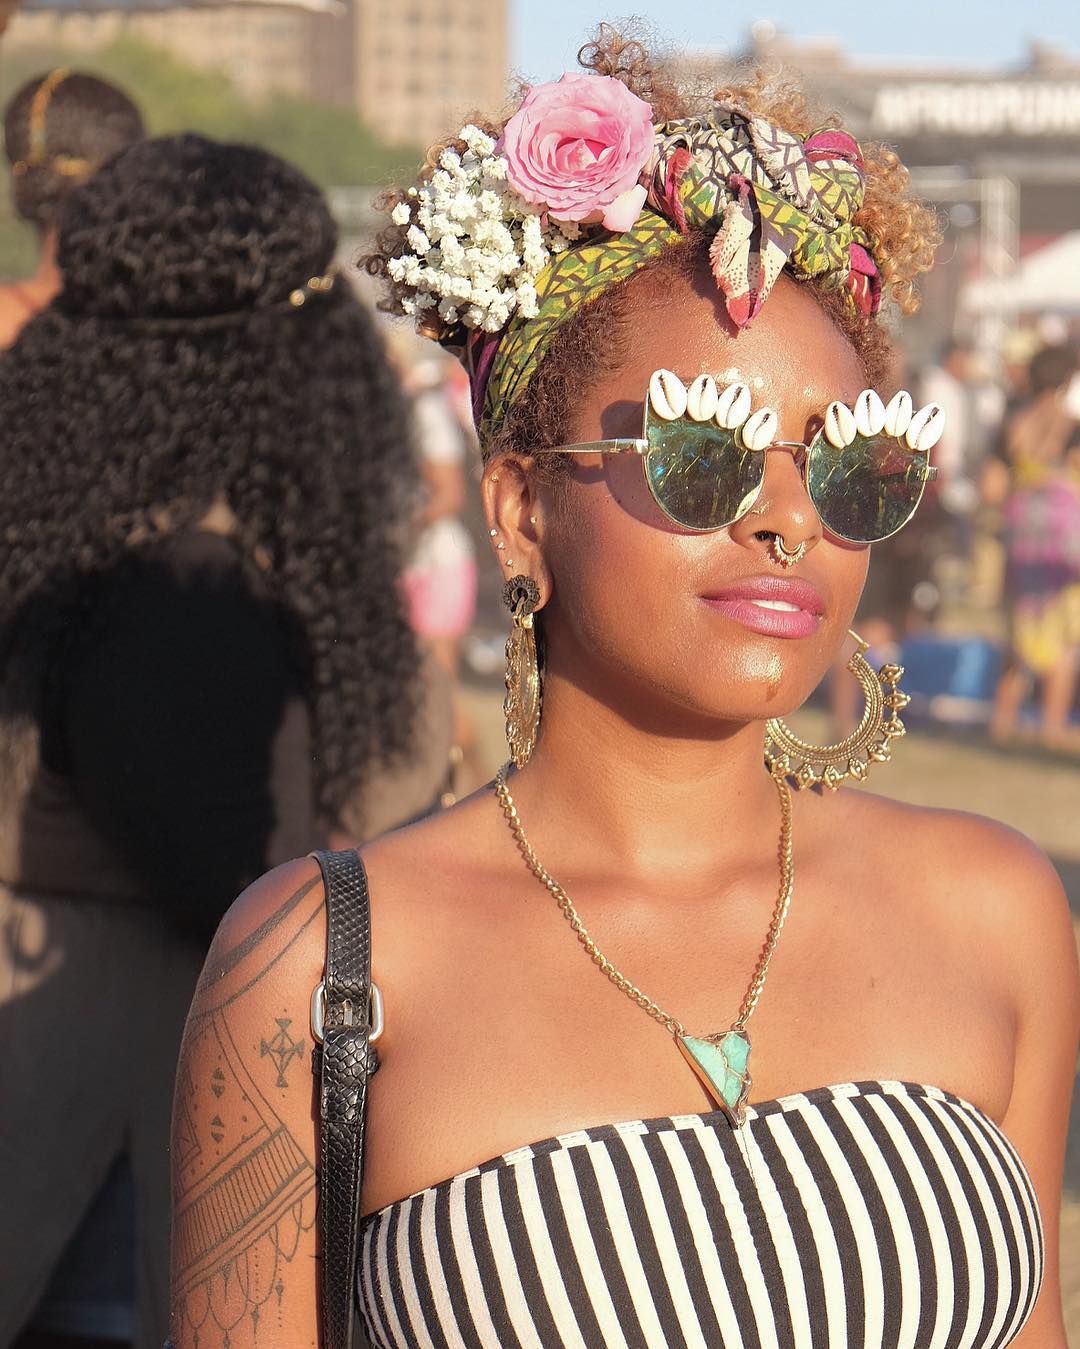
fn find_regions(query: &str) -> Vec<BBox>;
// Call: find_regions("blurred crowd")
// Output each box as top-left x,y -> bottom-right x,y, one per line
0,62 -> 1077,1349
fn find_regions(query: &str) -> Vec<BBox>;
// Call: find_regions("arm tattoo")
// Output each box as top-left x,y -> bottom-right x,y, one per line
172,879 -> 324,1348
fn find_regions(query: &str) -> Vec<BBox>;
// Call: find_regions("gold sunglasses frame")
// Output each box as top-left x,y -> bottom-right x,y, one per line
538,401 -> 940,545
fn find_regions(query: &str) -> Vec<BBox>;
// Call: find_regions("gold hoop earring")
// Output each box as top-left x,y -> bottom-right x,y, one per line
503,575 -> 541,768
763,630 -> 910,790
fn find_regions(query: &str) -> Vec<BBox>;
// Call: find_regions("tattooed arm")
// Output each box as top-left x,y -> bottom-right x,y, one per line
169,859 -> 330,1349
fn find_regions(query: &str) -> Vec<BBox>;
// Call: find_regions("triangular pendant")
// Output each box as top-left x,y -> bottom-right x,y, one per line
677,1028 -> 752,1127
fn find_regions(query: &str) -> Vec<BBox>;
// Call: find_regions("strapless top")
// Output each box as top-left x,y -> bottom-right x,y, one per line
356,1080 -> 1042,1349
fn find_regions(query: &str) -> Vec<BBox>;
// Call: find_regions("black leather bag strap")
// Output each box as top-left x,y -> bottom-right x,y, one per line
311,848 -> 379,1349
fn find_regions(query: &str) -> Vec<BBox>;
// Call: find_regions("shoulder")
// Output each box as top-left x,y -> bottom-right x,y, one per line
835,790 -> 1075,1012
193,857 -> 327,1023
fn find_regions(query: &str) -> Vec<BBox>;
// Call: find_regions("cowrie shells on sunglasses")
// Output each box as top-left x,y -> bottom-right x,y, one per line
648,369 -> 688,420
853,389 -> 887,437
686,374 -> 719,422
741,407 -> 779,452
715,381 -> 752,430
824,400 -> 858,448
905,402 -> 945,452
883,390 -> 913,438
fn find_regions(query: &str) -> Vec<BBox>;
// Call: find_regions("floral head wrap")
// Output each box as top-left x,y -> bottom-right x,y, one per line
385,77 -> 882,445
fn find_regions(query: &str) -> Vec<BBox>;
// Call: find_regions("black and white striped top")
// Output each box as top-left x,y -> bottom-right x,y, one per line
358,1080 -> 1043,1349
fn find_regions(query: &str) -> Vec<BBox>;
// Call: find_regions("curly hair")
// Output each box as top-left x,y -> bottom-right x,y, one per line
365,24 -> 941,462
3,69 -> 144,232
0,133 -> 420,828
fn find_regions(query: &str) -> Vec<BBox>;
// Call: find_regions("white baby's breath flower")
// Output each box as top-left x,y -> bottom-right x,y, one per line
402,256 -> 423,286
481,156 -> 508,181
387,256 -> 407,282
439,148 -> 462,173
461,124 -> 496,158
438,299 -> 460,323
547,234 -> 570,254
447,275 -> 473,301
414,291 -> 436,312
390,201 -> 411,226
400,297 -> 417,315
406,225 -> 431,254
515,282 -> 539,317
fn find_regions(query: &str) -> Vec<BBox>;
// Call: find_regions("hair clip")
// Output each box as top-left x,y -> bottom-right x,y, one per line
289,273 -> 336,308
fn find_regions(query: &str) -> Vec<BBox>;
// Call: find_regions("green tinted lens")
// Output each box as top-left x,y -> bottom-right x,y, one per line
643,409 -> 765,532
807,432 -> 930,543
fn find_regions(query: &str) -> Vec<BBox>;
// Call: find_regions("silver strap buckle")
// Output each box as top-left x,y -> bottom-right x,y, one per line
310,979 -> 384,1045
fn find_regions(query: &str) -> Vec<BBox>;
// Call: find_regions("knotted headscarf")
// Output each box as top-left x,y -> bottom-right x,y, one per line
469,107 -> 881,443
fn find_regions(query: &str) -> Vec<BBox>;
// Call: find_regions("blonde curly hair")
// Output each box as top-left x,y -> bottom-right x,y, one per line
365,24 -> 941,459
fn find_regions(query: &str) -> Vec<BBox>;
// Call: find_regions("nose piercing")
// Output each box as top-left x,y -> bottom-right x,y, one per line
770,536 -> 807,568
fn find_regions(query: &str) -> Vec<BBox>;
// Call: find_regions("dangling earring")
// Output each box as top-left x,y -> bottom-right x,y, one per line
503,574 -> 542,768
763,630 -> 910,790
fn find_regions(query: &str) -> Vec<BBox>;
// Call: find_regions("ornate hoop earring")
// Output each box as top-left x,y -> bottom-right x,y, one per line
770,536 -> 807,568
763,630 -> 910,790
502,574 -> 542,768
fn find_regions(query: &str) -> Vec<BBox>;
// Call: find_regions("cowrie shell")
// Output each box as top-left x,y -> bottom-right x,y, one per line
686,374 -> 719,422
905,402 -> 945,452
854,389 -> 886,437
715,381 -> 751,429
824,400 -> 857,448
883,390 -> 913,438
741,406 -> 778,452
648,369 -> 687,421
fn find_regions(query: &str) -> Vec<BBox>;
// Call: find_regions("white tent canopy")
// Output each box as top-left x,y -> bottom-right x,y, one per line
963,231 -> 1080,315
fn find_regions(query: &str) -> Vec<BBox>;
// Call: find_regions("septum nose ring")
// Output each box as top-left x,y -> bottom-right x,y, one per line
770,536 -> 807,568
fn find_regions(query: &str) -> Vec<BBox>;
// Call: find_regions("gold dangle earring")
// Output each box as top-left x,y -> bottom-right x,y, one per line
502,574 -> 542,768
763,630 -> 911,790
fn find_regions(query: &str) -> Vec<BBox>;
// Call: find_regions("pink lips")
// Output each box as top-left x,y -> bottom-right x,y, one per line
701,576 -> 825,640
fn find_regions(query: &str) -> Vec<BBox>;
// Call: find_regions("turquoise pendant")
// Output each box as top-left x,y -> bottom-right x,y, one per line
677,1028 -> 752,1126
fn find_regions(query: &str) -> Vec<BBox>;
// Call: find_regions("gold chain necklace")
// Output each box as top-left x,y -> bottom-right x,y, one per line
494,763 -> 795,1127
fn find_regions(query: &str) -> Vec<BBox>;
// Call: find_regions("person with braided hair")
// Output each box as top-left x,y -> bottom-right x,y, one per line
0,133 -> 448,1349
1,69 -> 144,348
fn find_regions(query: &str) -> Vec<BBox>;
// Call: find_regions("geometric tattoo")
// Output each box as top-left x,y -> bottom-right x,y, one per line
172,1012 -> 316,1347
260,1019 -> 304,1089
171,878 -> 323,1348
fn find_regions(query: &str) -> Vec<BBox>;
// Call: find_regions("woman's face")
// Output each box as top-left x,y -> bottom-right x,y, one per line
531,262 -> 872,727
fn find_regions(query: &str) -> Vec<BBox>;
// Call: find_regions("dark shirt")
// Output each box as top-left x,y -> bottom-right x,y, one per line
13,530 -> 317,939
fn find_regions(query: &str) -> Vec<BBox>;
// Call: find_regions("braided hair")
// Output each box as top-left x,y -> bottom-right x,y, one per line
0,133 -> 420,826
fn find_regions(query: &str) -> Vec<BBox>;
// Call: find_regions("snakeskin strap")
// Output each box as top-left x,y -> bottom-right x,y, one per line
312,849 -> 379,1349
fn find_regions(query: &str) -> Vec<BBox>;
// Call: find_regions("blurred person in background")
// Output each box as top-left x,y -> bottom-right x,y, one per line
399,352 -> 479,796
0,133 -> 447,1349
990,341 -> 1080,748
0,68 -> 144,348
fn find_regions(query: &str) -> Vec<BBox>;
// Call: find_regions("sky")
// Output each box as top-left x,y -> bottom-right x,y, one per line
511,0 -> 1080,82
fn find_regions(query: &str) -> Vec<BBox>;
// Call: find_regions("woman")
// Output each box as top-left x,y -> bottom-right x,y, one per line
0,135 -> 444,1349
990,343 -> 1080,747
170,33 -> 1077,1349
1,68 -> 144,348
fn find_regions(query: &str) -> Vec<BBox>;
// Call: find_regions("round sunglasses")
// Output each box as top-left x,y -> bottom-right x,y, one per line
538,370 -> 944,545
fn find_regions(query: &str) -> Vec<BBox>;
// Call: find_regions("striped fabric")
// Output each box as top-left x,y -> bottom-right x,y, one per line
357,1081 -> 1043,1349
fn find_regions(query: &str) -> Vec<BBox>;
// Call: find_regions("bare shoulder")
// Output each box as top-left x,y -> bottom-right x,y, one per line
832,788 -> 1075,1005
360,780 -> 502,917
169,859 -> 327,1349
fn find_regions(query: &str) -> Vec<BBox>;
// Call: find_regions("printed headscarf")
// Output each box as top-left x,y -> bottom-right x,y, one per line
468,107 -> 880,443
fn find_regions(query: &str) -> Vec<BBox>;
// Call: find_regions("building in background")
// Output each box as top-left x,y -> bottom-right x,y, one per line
2,0 -> 508,144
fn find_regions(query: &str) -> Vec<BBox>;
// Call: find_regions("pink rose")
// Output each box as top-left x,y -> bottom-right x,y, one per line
500,73 -> 654,230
